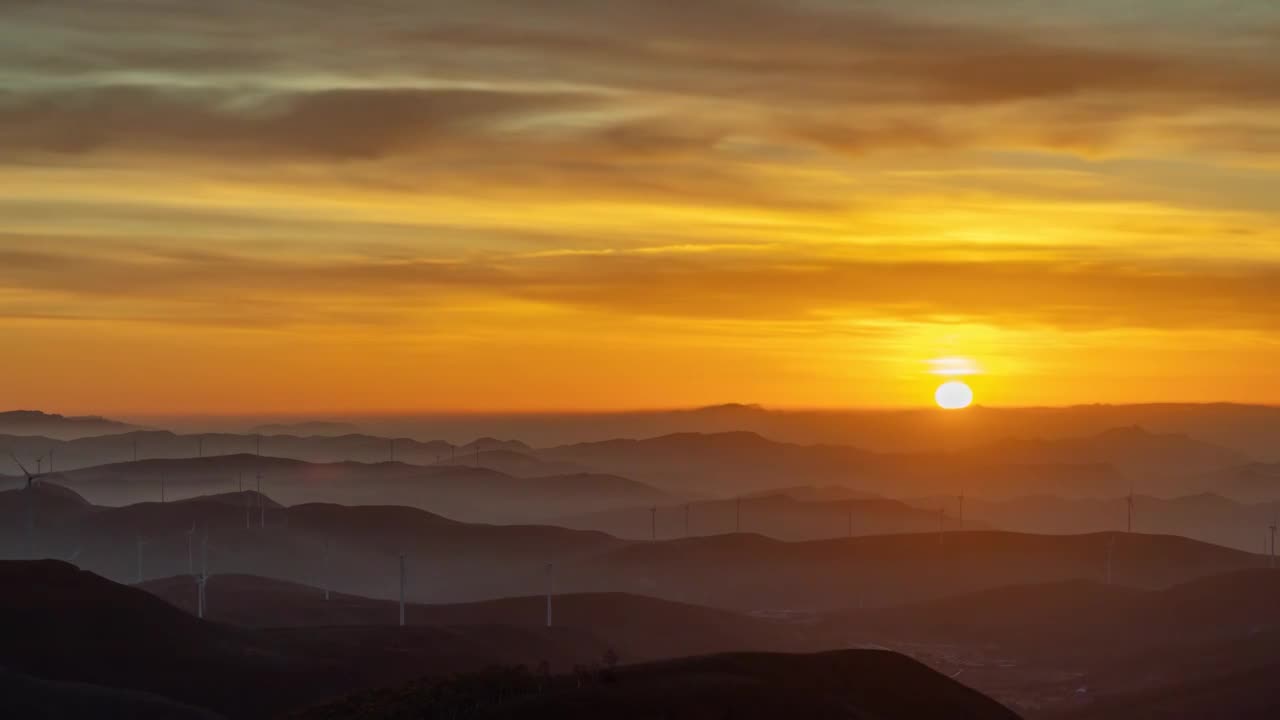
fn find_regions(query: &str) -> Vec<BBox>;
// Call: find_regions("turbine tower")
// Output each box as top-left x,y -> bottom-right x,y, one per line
545,562 -> 554,628
322,539 -> 332,601
1126,485 -> 1135,533
1270,519 -> 1277,570
257,473 -> 265,528
8,454 -> 43,559
398,552 -> 407,627
135,535 -> 149,583
197,525 -> 209,619
1106,535 -> 1115,585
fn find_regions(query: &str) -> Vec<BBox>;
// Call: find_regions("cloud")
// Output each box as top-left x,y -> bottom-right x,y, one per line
0,85 -> 599,159
3,243 -> 1279,333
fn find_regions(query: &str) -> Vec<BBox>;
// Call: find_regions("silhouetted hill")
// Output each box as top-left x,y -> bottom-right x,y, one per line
49,454 -> 669,523
0,560 -> 619,717
906,492 -> 1280,553
249,421 -> 362,436
1208,461 -> 1280,501
296,649 -> 1021,720
10,494 -> 626,602
0,668 -> 224,720
830,569 -> 1280,662
572,530 -> 1264,612
540,431 -> 1124,498
961,426 -> 1247,487
141,574 -> 804,662
0,410 -> 139,439
556,494 -> 982,541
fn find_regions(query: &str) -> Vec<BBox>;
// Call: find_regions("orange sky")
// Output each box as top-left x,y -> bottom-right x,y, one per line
2,1 -> 1279,414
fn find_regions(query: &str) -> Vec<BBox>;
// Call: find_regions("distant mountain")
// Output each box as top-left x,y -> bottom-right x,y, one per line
961,426 -> 1248,487
540,431 -> 1123,498
45,454 -> 670,524
1206,461 -> 1280,502
248,421 -> 362,436
555,494 -> 982,542
340,402 -> 1280,461
0,410 -> 140,440
905,492 -> 1280,553
567,530 -> 1262,612
0,430 -> 569,476
296,649 -> 1021,720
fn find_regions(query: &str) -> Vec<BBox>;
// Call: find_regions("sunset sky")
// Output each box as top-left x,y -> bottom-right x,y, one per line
3,1 -> 1279,414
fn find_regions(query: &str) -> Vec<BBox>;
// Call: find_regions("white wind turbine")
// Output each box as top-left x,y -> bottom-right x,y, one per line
196,525 -> 209,619
185,523 -> 196,575
545,562 -> 554,628
8,453 -> 44,559
135,535 -> 150,583
398,552 -> 407,627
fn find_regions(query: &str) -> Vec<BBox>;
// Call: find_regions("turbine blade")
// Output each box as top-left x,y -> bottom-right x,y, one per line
8,453 -> 33,479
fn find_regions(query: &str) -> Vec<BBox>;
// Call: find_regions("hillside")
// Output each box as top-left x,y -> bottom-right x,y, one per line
906,492 -> 1280,553
557,494 -> 980,542
0,560 -> 616,718
296,649 -> 1021,720
0,410 -> 139,440
141,574 -> 804,661
45,454 -> 670,524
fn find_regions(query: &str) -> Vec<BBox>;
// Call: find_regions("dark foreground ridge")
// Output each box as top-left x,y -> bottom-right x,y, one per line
294,649 -> 1022,720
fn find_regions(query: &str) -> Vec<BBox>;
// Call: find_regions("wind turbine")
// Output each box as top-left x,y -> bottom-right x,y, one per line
8,453 -> 42,558
196,525 -> 209,619
322,539 -> 331,601
135,535 -> 149,583
1264,512 -> 1274,568
1105,535 -> 1115,585
1126,484 -> 1135,533
545,562 -> 554,628
398,552 -> 407,627
257,473 -> 264,528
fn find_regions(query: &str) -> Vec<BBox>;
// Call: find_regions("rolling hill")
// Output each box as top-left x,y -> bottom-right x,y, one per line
0,560 -> 616,718
296,649 -> 1022,720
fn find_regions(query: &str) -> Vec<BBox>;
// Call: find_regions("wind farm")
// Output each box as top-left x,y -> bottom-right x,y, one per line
3,0 -> 1280,717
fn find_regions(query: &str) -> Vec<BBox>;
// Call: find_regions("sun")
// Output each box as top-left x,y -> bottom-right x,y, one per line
935,380 -> 974,410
